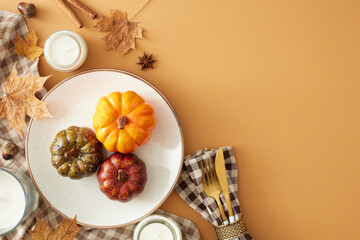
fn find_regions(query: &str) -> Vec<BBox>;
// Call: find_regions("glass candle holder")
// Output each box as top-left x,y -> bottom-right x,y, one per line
133,214 -> 182,240
0,168 -> 39,236
44,30 -> 87,72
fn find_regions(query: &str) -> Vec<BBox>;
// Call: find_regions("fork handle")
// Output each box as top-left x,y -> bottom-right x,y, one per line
214,196 -> 227,222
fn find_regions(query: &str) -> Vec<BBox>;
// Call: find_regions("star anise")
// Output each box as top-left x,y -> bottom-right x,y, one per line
137,52 -> 156,70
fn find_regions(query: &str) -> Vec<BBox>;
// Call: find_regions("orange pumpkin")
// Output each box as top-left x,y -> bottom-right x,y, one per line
93,91 -> 156,153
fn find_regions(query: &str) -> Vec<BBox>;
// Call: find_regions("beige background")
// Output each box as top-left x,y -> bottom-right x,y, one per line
2,0 -> 360,239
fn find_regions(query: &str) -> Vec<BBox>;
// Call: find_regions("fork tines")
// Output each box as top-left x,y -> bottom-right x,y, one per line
201,157 -> 217,185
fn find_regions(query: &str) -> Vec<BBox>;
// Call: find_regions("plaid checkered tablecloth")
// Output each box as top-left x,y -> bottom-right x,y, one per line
0,10 -> 200,240
175,146 -> 253,240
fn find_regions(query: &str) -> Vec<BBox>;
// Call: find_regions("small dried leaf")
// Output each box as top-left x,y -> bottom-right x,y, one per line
29,216 -> 53,240
29,215 -> 81,240
13,30 -> 44,61
94,9 -> 143,54
48,216 -> 81,240
0,64 -> 51,138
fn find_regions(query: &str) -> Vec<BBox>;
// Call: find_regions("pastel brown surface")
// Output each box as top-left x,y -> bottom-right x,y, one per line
4,0 -> 360,239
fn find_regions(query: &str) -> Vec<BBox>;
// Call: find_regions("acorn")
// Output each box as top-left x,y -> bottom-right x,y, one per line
17,2 -> 36,18
2,141 -> 19,160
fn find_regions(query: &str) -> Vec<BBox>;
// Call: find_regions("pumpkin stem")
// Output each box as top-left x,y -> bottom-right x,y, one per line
64,148 -> 79,158
117,169 -> 128,183
117,116 -> 128,129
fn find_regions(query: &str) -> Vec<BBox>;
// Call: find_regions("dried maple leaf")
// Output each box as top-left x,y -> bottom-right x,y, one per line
29,215 -> 81,240
0,64 -> 51,138
94,9 -> 143,54
13,30 -> 44,61
28,216 -> 53,240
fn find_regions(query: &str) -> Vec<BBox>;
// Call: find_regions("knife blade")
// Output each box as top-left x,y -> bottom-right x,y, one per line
215,147 -> 234,220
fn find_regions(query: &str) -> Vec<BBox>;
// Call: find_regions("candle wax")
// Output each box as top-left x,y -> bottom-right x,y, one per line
0,170 -> 25,229
139,223 -> 174,240
49,35 -> 80,66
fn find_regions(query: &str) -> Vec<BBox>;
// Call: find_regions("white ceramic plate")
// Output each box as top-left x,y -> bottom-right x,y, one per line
26,69 -> 183,228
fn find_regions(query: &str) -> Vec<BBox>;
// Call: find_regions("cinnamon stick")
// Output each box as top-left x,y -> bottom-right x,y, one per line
54,0 -> 83,28
67,0 -> 97,19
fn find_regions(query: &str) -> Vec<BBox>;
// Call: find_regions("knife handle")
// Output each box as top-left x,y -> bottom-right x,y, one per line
226,196 -> 234,217
214,195 -> 227,222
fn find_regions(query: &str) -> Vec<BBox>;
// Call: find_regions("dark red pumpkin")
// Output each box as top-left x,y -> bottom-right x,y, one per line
97,152 -> 147,202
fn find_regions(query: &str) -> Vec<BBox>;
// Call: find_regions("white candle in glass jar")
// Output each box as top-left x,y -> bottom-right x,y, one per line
0,170 -> 26,230
139,223 -> 173,240
44,30 -> 87,72
133,214 -> 182,240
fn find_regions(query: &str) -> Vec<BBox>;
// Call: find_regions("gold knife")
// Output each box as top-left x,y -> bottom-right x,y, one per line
214,147 -> 234,221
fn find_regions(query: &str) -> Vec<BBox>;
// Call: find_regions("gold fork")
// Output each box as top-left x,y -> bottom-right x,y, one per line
201,157 -> 227,222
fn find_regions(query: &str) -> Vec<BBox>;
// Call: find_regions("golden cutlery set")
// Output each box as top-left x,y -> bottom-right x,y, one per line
201,148 -> 247,240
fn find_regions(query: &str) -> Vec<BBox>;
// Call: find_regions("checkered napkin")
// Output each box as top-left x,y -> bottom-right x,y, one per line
175,146 -> 253,240
0,10 -> 200,240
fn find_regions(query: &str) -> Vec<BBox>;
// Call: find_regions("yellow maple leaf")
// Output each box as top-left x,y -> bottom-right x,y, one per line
0,64 -> 51,138
13,30 -> 44,61
29,215 -> 81,240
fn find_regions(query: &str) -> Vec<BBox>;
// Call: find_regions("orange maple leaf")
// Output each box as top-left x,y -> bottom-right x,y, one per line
29,215 -> 81,240
94,9 -> 143,54
13,30 -> 44,61
0,64 -> 51,138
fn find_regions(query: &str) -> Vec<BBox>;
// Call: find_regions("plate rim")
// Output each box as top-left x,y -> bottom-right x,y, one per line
25,68 -> 184,228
